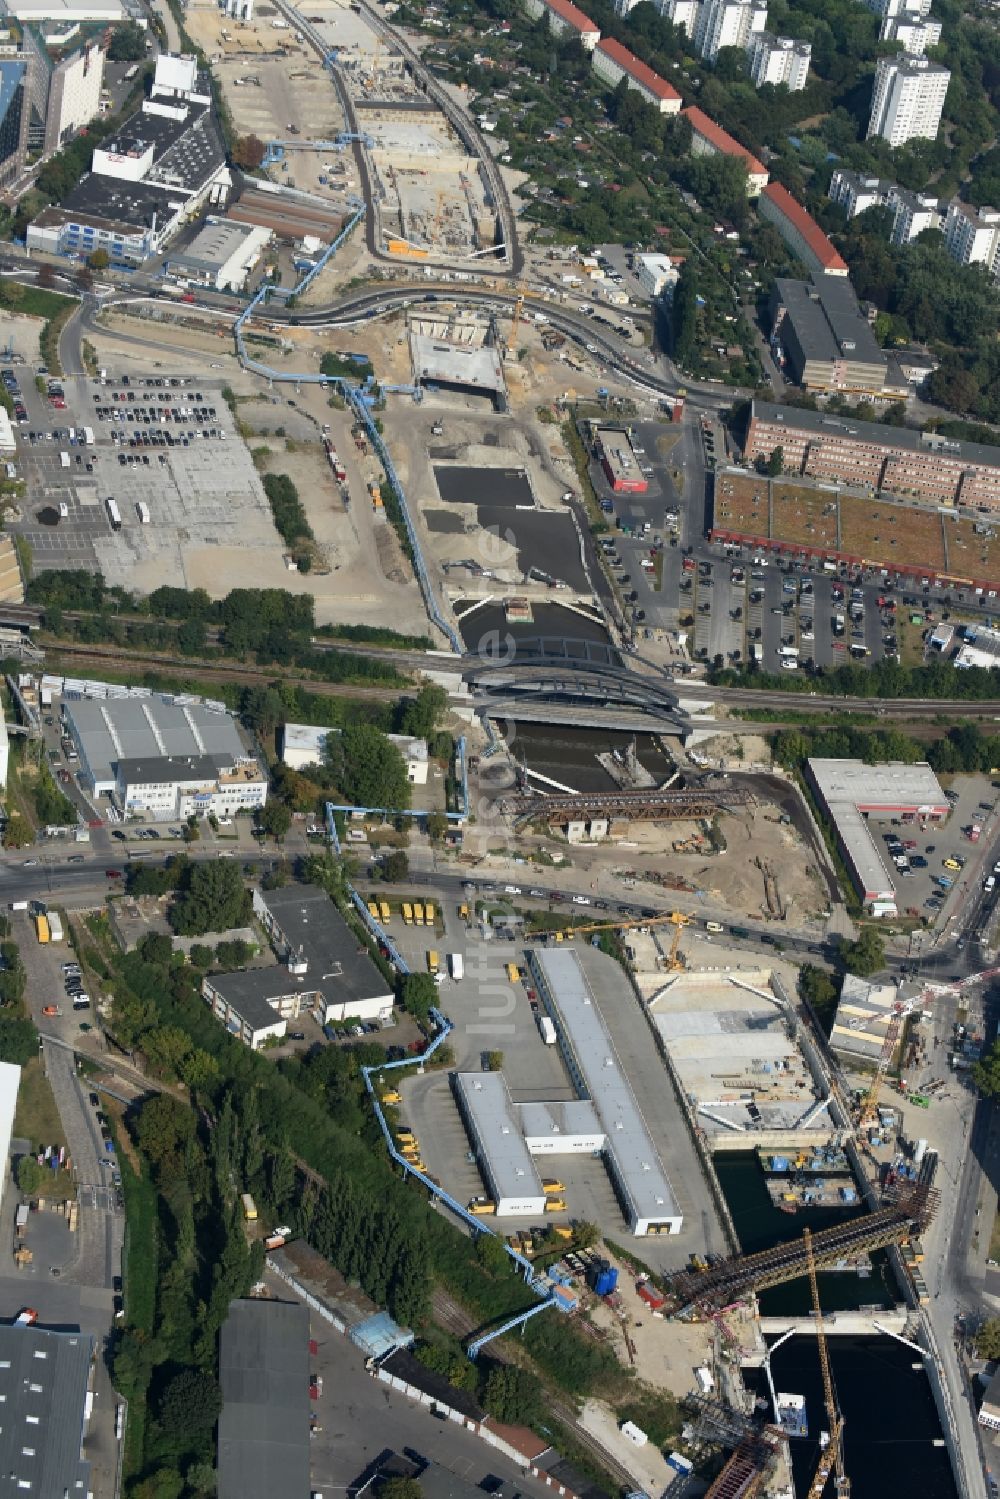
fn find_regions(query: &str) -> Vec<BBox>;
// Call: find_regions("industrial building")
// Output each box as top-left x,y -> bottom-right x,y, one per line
61,689 -> 266,821
530,946 -> 683,1235
769,274 -> 891,395
454,1072 -> 548,1216
163,218 -> 271,291
806,758 -> 949,915
0,1320 -> 93,1495
281,724 -> 429,786
3,0 -> 124,18
26,51 -> 229,263
595,426 -> 648,493
591,37 -> 682,113
684,106 -> 768,195
743,400 -> 1000,512
202,885 -> 394,1048
829,974 -> 902,1063
758,182 -> 849,276
218,1298 -> 311,1499
648,967 -> 832,1140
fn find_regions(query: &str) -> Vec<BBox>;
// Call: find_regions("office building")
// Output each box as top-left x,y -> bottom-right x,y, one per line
684,105 -> 768,194
0,53 -> 31,188
758,181 -> 849,275
164,218 -> 271,290
521,0 -> 601,47
218,1299 -> 311,1499
806,759 -> 947,915
26,50 -> 229,263
694,0 -> 766,62
745,31 -> 810,91
61,688 -> 267,820
769,273 -> 889,394
880,10 -> 941,53
592,37 -> 681,112
743,399 -> 1000,512
657,0 -> 700,32
867,54 -> 949,146
0,1320 -> 93,1495
202,885 -> 395,1048
865,0 -> 932,20
942,200 -> 1000,279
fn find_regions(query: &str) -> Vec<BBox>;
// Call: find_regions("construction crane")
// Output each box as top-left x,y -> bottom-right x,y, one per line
856,965 -> 1000,1128
544,910 -> 693,967
803,1228 -> 850,1499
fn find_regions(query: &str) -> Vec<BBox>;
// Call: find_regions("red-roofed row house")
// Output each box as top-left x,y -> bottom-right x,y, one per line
759,182 -> 848,276
683,106 -> 769,197
523,0 -> 601,49
592,37 -> 682,114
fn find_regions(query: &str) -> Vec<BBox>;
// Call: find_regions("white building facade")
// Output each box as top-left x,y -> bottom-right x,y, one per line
693,0 -> 766,61
745,31 -> 810,90
942,200 -> 1000,278
886,183 -> 941,244
880,11 -> 942,53
657,0 -> 700,31
867,54 -> 950,146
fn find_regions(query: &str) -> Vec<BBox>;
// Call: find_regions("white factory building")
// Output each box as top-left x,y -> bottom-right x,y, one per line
867,54 -> 950,146
60,687 -> 267,821
281,723 -> 429,785
164,217 -> 271,291
203,886 -> 395,1049
26,50 -> 230,263
455,1073 -> 549,1217
806,758 -> 949,916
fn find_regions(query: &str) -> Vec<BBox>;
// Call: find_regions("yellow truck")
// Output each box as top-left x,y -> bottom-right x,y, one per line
367,900 -> 380,920
413,902 -> 425,926
242,1193 -> 258,1222
425,901 -> 436,927
402,903 -> 413,925
459,902 -> 469,922
35,914 -> 50,945
397,1127 -> 416,1145
381,1089 -> 402,1106
544,1196 -> 567,1214
505,961 -> 519,983
468,1198 -> 496,1216
542,1179 -> 565,1196
427,950 -> 440,975
378,901 -> 391,924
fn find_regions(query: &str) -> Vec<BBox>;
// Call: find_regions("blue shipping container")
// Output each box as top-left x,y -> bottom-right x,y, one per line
593,1265 -> 618,1297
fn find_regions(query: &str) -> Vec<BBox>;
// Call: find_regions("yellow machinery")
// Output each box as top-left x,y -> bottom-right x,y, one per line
804,1228 -> 850,1499
545,910 -> 693,968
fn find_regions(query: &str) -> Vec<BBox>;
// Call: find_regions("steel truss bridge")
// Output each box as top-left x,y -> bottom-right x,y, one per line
669,1184 -> 936,1317
499,784 -> 751,827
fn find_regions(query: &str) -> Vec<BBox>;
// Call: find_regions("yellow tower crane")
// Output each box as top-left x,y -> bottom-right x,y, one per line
544,911 -> 693,969
803,1227 -> 851,1499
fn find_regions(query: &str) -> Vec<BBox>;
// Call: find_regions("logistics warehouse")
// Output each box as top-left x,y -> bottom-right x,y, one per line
806,758 -> 949,915
454,947 -> 682,1234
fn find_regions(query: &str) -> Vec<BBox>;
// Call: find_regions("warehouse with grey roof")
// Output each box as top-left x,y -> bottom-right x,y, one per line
218,1298 -> 311,1499
0,1321 -> 93,1496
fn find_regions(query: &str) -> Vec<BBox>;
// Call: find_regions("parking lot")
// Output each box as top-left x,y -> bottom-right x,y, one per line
5,368 -> 278,588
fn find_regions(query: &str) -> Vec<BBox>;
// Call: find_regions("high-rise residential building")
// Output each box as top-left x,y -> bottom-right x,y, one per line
942,200 -> 1000,278
867,54 -> 949,146
880,11 -> 941,54
828,168 -> 893,220
886,183 -> 940,244
693,0 -> 767,62
0,54 -> 31,190
657,0 -> 701,33
745,31 -> 811,90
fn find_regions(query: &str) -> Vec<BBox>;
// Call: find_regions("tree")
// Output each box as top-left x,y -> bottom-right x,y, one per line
158,1368 -> 223,1442
36,263 -> 55,289
425,811 -> 448,842
135,1094 -> 196,1180
0,1017 -> 39,1065
485,1050 -> 504,1071
839,927 -> 886,978
108,22 -> 146,60
257,801 -> 292,840
327,724 -> 411,810
799,964 -> 840,1028
483,1366 -> 542,1425
572,1220 -> 600,1250
378,1481 -> 423,1499
475,1231 -> 509,1274
170,861 -> 251,937
671,264 -> 699,365
401,973 -> 438,1025
381,849 -> 409,883
976,1319 -> 1000,1358
232,134 -> 266,170
88,248 -> 110,270
972,1039 -> 1000,1100
766,445 -> 785,477
397,683 -> 447,740
16,1155 -> 44,1194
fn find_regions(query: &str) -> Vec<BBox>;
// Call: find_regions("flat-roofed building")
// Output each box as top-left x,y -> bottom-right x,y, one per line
454,1072 -> 548,1216
218,1298 -> 311,1499
530,947 -> 682,1235
746,31 -> 810,91
744,399 -> 1000,512
759,182 -> 849,276
769,274 -> 888,394
828,168 -> 892,220
868,54 -> 949,147
829,974 -> 901,1062
684,105 -> 768,195
0,1321 -> 93,1496
806,758 -> 948,914
164,217 -> 271,290
592,37 -> 681,113
595,426 -> 648,493
281,723 -> 429,785
517,1099 -> 605,1154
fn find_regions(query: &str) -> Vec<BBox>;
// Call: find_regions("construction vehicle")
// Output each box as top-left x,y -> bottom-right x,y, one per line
804,1227 -> 850,1498
459,902 -> 469,922
426,950 -> 439,975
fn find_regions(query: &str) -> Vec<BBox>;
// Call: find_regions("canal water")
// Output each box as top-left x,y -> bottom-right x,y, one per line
720,1153 -> 957,1499
745,1337 -> 958,1499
